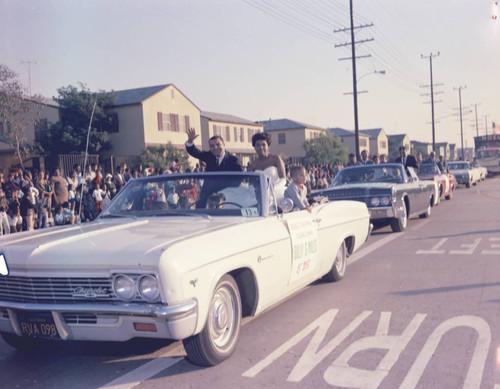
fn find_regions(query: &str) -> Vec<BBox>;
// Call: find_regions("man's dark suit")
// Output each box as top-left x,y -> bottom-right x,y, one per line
185,144 -> 242,172
395,155 -> 419,170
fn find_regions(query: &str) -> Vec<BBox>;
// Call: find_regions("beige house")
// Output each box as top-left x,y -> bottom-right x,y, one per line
327,128 -> 371,156
388,134 -> 411,161
359,128 -> 389,158
106,84 -> 201,163
258,119 -> 327,162
200,111 -> 263,167
0,97 -> 59,169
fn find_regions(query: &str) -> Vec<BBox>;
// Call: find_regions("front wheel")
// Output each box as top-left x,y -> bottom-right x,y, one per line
183,274 -> 242,366
390,201 -> 407,232
323,241 -> 347,282
445,189 -> 453,200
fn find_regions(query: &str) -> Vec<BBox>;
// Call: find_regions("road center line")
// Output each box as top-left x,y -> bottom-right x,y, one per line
348,232 -> 403,265
99,355 -> 183,389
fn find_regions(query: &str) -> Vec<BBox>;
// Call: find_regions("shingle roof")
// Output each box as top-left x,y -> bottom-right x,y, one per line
388,134 -> 407,142
257,118 -> 326,132
109,84 -> 171,106
327,128 -> 354,137
360,128 -> 383,138
201,111 -> 261,126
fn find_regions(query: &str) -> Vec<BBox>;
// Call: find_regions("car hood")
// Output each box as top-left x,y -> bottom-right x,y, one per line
0,217 -> 246,271
449,169 -> 469,174
323,182 -> 395,190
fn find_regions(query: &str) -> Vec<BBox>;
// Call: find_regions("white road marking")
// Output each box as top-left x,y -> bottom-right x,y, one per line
450,238 -> 481,255
416,238 -> 448,254
482,237 -> 500,255
400,315 -> 491,389
349,232 -> 403,265
99,355 -> 183,389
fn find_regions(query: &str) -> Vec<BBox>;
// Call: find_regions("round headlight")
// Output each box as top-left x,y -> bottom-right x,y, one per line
380,196 -> 390,206
113,275 -> 136,302
370,197 -> 380,206
138,275 -> 160,302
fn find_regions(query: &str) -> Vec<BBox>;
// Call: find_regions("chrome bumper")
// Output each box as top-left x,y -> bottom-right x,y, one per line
0,300 -> 198,341
368,206 -> 395,219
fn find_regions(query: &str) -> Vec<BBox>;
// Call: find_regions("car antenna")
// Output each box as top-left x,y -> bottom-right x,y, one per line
78,93 -> 98,225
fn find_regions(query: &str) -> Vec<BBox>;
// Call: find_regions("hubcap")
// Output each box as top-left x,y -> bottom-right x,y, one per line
209,287 -> 235,348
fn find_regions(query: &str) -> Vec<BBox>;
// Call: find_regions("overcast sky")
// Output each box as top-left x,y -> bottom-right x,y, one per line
1,0 -> 499,150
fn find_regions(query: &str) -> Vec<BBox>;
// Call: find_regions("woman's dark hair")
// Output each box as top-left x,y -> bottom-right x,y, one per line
252,132 -> 271,147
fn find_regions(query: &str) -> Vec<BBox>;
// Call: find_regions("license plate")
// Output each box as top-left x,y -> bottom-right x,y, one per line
17,311 -> 60,339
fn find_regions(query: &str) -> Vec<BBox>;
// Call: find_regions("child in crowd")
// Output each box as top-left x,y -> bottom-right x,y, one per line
68,184 -> 76,211
54,203 -> 75,225
166,186 -> 179,209
284,165 -> 312,212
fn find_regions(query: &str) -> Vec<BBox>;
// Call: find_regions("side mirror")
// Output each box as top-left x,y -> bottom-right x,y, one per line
279,198 -> 294,213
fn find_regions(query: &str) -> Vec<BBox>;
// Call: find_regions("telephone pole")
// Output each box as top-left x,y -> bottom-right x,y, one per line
334,0 -> 373,160
472,103 -> 480,137
421,52 -> 440,151
454,86 -> 466,160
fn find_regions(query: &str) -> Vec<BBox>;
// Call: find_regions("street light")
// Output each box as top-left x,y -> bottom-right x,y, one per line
346,70 -> 386,159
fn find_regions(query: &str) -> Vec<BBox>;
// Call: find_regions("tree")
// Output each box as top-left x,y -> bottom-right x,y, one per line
135,143 -> 190,172
37,83 -> 116,156
303,135 -> 348,166
0,64 -> 43,168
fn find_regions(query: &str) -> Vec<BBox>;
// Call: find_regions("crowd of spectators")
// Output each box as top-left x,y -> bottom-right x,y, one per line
0,161 -> 192,235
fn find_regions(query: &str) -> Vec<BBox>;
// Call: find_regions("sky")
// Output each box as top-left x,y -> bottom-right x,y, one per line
1,0 -> 499,151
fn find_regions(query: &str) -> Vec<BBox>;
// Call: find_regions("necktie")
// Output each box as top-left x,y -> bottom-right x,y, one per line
216,158 -> 220,167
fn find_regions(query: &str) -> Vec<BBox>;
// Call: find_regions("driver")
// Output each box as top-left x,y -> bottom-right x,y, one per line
206,193 -> 226,209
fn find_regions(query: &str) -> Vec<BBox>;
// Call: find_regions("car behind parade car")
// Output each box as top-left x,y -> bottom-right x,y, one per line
313,164 -> 437,233
0,171 -> 371,366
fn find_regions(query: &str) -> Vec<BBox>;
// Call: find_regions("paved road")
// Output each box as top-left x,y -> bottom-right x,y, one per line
1,177 -> 500,389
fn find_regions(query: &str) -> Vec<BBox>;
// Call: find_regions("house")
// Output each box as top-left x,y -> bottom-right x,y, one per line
410,140 -> 432,159
327,128 -> 371,156
387,134 -> 411,162
106,84 -> 201,165
435,142 -> 450,162
257,119 -> 327,162
200,111 -> 263,167
0,97 -> 59,170
359,128 -> 389,158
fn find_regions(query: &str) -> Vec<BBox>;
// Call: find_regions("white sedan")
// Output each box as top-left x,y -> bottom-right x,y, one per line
0,171 -> 371,366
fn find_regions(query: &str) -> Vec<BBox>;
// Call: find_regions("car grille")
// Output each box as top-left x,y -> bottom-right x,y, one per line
0,276 -> 141,304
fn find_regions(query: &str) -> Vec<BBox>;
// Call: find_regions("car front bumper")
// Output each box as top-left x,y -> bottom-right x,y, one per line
0,299 -> 198,341
368,206 -> 396,219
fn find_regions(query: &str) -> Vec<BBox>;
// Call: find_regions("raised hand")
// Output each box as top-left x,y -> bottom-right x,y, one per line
186,127 -> 199,143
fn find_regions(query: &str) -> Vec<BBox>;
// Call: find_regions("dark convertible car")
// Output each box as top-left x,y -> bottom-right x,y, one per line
312,164 -> 437,232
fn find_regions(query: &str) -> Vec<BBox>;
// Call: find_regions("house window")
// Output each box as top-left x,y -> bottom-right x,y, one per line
157,112 -> 187,132
233,127 -> 238,142
278,133 -> 286,144
238,127 -> 244,142
380,140 -> 387,148
360,138 -> 367,147
213,124 -> 222,136
226,126 -> 231,141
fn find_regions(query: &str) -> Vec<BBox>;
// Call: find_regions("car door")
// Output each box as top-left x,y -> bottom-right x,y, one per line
281,210 -> 321,288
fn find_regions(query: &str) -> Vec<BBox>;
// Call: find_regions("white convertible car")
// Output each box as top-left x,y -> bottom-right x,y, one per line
0,172 -> 371,366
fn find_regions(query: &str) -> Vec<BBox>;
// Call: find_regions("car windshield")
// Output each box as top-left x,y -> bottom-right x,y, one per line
418,164 -> 440,175
476,148 -> 500,159
100,173 -> 263,218
448,162 -> 470,170
331,165 -> 404,186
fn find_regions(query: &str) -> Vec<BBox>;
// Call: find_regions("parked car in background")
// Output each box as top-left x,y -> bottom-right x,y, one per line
0,171 -> 371,367
475,147 -> 500,176
471,160 -> 488,181
448,161 -> 480,188
417,163 -> 457,201
312,164 -> 436,233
